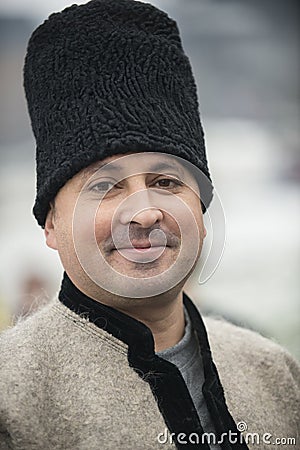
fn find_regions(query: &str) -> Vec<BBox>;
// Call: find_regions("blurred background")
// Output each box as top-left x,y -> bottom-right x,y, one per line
0,0 -> 299,358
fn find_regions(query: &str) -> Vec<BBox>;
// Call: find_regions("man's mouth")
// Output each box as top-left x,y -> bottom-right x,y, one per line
102,228 -> 180,260
125,240 -> 163,249
112,241 -> 168,262
114,239 -> 167,251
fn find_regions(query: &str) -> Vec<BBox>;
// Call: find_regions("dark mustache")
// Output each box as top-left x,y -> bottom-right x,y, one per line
102,225 -> 180,252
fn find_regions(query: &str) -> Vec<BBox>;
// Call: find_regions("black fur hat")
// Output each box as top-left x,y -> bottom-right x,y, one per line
24,0 -> 212,226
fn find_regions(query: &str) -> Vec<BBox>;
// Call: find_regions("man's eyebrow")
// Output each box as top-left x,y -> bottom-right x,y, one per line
80,161 -> 122,179
146,162 -> 185,177
80,159 -> 186,180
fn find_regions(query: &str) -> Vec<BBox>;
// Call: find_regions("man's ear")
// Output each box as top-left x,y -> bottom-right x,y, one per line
203,226 -> 207,239
44,207 -> 58,250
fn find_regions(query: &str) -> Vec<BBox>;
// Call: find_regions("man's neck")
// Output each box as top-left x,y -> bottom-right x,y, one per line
117,294 -> 185,352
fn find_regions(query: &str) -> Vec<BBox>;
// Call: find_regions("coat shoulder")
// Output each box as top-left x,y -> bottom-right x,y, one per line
0,298 -> 127,373
203,314 -> 299,374
203,315 -> 300,442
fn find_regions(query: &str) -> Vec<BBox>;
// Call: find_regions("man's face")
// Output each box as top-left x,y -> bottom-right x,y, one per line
45,152 -> 206,300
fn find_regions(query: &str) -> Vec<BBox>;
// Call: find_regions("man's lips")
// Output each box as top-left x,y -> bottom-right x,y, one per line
113,245 -> 167,262
113,240 -> 167,251
126,241 -> 151,249
101,229 -> 180,257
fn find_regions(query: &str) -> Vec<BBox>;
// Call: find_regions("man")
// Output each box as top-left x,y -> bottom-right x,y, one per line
0,1 -> 299,449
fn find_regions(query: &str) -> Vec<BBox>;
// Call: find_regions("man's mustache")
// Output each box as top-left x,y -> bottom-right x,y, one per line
101,225 -> 180,253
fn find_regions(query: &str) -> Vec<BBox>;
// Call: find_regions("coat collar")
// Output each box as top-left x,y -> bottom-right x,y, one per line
59,272 -> 248,450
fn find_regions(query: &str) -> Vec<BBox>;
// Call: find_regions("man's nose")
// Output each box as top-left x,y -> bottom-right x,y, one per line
118,189 -> 163,228
130,208 -> 163,228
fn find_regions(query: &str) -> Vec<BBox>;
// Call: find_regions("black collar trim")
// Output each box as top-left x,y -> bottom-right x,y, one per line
59,273 -> 248,450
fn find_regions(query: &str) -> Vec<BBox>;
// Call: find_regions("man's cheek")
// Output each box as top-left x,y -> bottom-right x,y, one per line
72,221 -> 107,249
71,211 -> 95,256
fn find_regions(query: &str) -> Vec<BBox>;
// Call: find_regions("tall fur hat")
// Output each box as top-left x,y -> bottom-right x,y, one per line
24,0 -> 213,226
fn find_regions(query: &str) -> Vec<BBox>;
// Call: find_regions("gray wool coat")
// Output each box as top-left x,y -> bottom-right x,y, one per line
0,297 -> 299,450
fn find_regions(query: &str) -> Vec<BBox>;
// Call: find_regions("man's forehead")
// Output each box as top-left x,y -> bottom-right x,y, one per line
80,152 -> 189,179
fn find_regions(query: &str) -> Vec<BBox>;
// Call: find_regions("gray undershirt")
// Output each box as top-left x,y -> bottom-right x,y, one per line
157,309 -> 221,450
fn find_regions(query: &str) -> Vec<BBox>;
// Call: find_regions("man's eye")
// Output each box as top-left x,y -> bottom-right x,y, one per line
91,181 -> 115,192
153,178 -> 182,189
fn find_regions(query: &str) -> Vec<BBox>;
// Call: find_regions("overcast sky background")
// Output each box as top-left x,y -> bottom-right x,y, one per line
1,0 -> 161,18
0,0 -> 87,17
